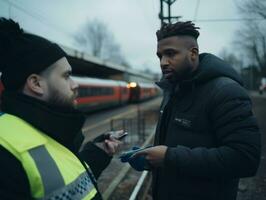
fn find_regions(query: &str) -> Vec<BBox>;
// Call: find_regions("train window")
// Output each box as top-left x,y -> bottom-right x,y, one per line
86,88 -> 92,96
93,88 -> 98,96
102,88 -> 107,95
109,88 -> 114,95
93,88 -> 97,96
78,87 -> 92,97
103,87 -> 113,95
78,88 -> 85,97
77,86 -> 115,97
98,88 -> 102,95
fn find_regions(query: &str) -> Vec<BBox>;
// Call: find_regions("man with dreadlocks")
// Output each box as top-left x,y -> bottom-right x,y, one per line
131,21 -> 261,200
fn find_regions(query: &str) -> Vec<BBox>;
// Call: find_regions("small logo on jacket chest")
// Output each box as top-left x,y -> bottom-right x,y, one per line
174,117 -> 192,128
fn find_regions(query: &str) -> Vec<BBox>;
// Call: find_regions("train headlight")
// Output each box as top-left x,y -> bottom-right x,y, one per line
128,82 -> 137,88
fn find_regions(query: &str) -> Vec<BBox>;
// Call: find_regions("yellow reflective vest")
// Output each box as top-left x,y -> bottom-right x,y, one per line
0,113 -> 98,199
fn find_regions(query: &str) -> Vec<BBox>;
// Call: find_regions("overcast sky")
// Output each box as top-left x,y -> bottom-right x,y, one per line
0,0 -> 243,73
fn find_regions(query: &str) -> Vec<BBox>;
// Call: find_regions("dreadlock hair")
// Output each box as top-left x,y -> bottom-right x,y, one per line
156,21 -> 200,41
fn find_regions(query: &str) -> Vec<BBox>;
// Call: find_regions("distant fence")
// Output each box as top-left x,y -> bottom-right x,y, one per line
110,108 -> 159,147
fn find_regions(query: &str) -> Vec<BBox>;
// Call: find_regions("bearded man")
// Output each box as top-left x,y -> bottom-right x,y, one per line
0,18 -> 120,200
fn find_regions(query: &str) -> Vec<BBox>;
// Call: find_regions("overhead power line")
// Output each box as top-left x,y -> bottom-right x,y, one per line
193,0 -> 201,21
3,0 -> 72,38
193,18 -> 266,22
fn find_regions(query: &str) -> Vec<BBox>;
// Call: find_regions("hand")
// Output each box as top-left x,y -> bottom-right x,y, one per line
93,130 -> 127,143
132,145 -> 168,168
120,146 -> 152,171
95,137 -> 121,156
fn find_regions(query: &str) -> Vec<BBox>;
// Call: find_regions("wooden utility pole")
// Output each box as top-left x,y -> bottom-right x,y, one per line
159,0 -> 181,26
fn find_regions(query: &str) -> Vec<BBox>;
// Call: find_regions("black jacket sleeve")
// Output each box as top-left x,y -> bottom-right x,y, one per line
164,82 -> 261,179
76,133 -> 112,179
79,142 -> 112,179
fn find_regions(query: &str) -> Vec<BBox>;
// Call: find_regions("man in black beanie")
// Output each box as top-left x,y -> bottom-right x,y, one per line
0,18 -> 120,200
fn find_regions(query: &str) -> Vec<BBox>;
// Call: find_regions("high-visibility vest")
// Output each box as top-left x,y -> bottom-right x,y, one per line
0,113 -> 98,200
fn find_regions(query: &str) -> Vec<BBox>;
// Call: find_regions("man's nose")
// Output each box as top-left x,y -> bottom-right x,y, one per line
70,78 -> 78,91
160,56 -> 169,68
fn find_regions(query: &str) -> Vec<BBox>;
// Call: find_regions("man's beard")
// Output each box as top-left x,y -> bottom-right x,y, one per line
47,87 -> 77,111
169,57 -> 194,84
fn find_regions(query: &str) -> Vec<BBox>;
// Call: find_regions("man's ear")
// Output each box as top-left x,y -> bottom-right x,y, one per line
25,74 -> 45,95
190,47 -> 199,61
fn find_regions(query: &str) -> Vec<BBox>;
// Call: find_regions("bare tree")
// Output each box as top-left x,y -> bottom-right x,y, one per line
75,19 -> 130,67
238,0 -> 266,19
235,0 -> 266,76
219,48 -> 242,73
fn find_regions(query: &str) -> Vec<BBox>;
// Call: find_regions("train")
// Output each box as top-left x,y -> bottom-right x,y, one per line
128,81 -> 159,103
73,76 -> 159,112
0,75 -> 159,112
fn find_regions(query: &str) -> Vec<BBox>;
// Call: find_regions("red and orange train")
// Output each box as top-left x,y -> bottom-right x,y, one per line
0,76 -> 159,112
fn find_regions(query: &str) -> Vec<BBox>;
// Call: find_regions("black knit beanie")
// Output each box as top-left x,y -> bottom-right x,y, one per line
0,18 -> 67,90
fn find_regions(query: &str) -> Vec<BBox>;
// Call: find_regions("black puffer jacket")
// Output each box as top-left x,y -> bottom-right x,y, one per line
153,53 -> 261,200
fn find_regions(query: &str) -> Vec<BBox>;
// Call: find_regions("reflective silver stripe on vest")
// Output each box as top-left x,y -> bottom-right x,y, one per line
41,172 -> 95,200
29,145 -> 65,195
29,146 -> 96,200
